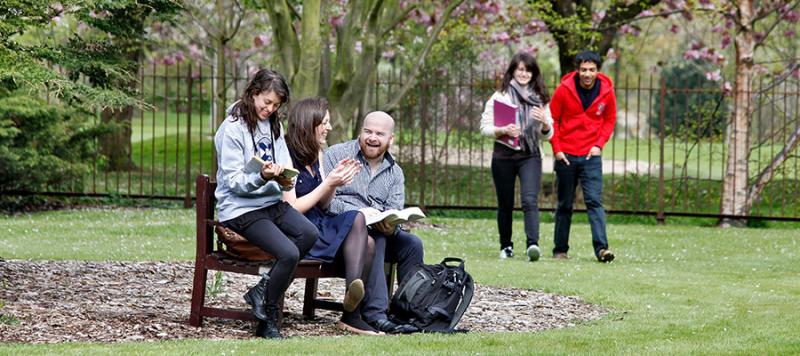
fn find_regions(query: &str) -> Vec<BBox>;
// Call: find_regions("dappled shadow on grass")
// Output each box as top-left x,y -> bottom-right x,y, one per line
0,260 -> 605,343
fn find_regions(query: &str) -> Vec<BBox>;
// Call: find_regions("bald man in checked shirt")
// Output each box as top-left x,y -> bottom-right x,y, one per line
324,111 -> 423,334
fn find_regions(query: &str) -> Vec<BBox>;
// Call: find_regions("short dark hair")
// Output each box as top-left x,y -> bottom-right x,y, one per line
574,50 -> 602,70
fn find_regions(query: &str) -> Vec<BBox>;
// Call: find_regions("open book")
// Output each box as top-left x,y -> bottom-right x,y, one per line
363,207 -> 426,226
244,155 -> 300,179
493,100 -> 520,149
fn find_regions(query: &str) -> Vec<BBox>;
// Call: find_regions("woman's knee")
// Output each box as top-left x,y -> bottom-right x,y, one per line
276,244 -> 301,266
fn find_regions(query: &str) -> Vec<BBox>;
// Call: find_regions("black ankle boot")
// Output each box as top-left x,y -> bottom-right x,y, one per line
243,273 -> 270,321
255,302 -> 282,339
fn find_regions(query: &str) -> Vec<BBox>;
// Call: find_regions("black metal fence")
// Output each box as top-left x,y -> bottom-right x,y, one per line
33,63 -> 800,221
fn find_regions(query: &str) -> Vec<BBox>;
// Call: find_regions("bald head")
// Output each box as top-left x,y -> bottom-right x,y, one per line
359,111 -> 395,163
362,111 -> 395,133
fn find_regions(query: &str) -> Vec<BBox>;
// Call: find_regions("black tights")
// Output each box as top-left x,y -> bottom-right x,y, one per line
337,212 -> 374,288
224,203 -> 318,304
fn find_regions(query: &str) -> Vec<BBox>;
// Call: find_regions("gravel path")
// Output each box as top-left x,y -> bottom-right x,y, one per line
0,259 -> 605,343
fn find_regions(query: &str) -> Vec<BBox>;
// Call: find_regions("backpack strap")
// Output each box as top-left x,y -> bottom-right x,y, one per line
447,272 -> 474,331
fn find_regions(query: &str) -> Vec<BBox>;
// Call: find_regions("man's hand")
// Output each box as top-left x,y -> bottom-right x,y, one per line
374,219 -> 397,236
555,152 -> 570,166
585,146 -> 601,160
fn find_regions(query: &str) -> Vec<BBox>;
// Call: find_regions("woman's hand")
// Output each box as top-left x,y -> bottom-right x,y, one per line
498,124 -> 520,138
531,106 -> 551,133
325,159 -> 361,187
260,162 -> 283,181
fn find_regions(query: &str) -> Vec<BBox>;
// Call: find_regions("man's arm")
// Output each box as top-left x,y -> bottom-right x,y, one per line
594,91 -> 617,150
385,167 -> 405,211
549,86 -> 564,154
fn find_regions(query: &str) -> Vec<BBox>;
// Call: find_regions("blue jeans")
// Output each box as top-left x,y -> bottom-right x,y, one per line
553,154 -> 609,258
361,229 -> 424,323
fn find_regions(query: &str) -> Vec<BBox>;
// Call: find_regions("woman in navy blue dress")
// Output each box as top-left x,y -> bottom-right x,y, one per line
284,97 -> 379,335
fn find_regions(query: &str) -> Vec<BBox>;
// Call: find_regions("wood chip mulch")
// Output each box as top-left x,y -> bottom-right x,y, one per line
0,259 -> 605,343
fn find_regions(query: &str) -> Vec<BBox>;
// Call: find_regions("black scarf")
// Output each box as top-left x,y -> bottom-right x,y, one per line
508,80 -> 543,155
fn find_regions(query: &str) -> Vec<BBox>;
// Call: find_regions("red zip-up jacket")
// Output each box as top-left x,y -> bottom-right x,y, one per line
549,71 -> 617,156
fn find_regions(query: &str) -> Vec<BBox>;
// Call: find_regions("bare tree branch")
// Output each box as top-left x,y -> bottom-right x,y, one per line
381,0 -> 465,113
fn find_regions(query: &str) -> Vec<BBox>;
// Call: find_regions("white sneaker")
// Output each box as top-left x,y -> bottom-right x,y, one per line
499,246 -> 514,259
526,245 -> 541,262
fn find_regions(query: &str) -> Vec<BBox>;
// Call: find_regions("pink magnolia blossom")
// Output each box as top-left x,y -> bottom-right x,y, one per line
670,24 -> 680,33
329,16 -> 343,28
188,44 -> 203,60
714,54 -> 726,66
784,10 -> 799,23
705,70 -> 722,82
791,69 -> 800,79
721,34 -> 731,49
722,81 -> 732,96
725,19 -> 734,29
754,32 -> 765,43
785,29 -> 796,38
619,24 -> 640,36
684,49 -> 701,60
492,31 -> 511,44
690,41 -> 704,50
162,56 -> 176,66
191,70 -> 201,80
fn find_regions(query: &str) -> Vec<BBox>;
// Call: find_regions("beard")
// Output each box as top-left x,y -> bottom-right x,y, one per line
359,138 -> 389,160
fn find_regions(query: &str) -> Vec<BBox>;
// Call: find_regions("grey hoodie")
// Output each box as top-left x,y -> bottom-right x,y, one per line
213,103 -> 291,222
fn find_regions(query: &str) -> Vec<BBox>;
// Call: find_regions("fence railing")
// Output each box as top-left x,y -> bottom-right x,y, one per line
31,63 -> 800,221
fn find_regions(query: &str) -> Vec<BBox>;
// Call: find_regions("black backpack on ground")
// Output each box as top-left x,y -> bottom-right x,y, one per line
389,257 -> 474,333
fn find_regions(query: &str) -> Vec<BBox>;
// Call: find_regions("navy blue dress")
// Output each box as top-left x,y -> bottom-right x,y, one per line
292,156 -> 358,263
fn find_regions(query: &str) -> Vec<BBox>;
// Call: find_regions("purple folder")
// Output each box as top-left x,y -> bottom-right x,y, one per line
494,100 -> 519,148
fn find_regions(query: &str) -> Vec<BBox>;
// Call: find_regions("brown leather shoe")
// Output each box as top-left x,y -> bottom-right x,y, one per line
598,249 -> 615,263
553,252 -> 569,260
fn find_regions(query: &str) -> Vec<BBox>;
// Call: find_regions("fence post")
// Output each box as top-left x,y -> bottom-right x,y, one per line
419,82 -> 428,209
184,65 -> 194,208
657,77 -> 666,224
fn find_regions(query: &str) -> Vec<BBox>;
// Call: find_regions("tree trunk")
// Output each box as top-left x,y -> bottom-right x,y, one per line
99,106 -> 136,171
719,0 -> 755,227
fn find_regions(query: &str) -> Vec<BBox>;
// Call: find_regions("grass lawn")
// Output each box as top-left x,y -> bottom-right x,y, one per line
1,208 -> 798,354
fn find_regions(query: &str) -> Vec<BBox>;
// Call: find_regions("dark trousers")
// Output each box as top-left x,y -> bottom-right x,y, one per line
491,155 -> 542,249
553,154 -> 609,257
222,202 -> 319,303
361,229 -> 424,323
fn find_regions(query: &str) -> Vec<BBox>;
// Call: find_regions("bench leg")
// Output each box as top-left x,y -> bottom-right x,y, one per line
189,261 -> 209,327
303,277 -> 319,319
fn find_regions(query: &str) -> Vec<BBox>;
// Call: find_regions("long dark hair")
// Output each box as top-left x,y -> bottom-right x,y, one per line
500,52 -> 550,104
286,97 -> 329,167
230,69 -> 290,139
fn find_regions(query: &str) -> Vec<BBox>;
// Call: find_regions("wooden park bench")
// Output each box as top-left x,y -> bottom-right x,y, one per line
189,174 -> 394,327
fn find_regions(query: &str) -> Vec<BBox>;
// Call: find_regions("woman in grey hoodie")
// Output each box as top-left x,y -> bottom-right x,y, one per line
214,69 -> 319,339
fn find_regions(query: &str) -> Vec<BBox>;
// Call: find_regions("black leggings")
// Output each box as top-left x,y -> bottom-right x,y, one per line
223,202 -> 319,303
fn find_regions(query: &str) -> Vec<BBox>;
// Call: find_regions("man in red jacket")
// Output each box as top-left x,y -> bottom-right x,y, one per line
549,50 -> 616,263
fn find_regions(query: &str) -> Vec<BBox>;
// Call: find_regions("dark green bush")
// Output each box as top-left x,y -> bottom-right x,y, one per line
0,92 -> 100,210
